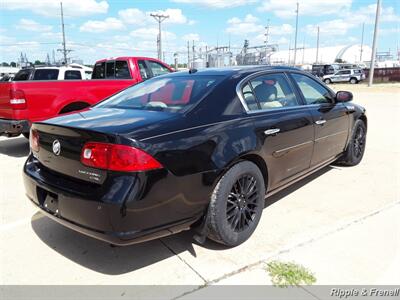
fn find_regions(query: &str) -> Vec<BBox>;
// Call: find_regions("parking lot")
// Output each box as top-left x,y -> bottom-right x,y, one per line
1,83 -> 399,297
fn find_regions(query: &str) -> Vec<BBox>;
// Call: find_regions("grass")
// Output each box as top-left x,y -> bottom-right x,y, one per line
266,260 -> 316,287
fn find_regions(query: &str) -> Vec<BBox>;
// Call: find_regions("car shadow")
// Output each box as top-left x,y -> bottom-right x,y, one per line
0,137 -> 29,157
31,165 -> 334,274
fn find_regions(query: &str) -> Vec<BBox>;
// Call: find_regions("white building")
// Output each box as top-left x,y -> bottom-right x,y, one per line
269,44 -> 373,65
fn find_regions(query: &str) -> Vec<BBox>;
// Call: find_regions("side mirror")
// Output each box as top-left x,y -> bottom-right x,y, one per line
336,91 -> 353,102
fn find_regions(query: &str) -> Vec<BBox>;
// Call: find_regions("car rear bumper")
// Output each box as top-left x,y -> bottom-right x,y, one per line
23,156 -> 206,245
0,119 -> 29,137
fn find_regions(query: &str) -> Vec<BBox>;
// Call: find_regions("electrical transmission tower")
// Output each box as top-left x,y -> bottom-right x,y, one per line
150,13 -> 169,60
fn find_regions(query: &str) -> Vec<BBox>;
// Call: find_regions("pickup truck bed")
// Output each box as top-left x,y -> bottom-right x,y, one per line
0,57 -> 172,137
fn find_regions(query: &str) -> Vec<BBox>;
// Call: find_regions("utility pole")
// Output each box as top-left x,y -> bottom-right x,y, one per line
368,0 -> 381,87
192,40 -> 195,65
150,13 -> 169,60
360,22 -> 365,62
316,26 -> 320,64
293,2 -> 299,66
265,19 -> 270,64
59,2 -> 68,64
187,40 -> 190,68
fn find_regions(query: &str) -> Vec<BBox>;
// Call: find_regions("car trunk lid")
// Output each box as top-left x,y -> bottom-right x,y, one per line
32,123 -> 120,184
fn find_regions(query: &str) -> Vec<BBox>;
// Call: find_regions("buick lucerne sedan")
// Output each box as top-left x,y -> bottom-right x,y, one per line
23,66 -> 367,247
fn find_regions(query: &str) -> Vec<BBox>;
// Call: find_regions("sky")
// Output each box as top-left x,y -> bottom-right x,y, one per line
0,0 -> 399,64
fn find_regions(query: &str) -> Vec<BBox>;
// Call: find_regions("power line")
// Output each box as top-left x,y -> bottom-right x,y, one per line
150,13 -> 169,60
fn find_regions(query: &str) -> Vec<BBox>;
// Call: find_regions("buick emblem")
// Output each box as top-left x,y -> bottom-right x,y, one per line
52,140 -> 61,156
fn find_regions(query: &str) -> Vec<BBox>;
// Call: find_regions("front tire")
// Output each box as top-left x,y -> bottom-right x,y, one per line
206,161 -> 265,247
337,119 -> 366,166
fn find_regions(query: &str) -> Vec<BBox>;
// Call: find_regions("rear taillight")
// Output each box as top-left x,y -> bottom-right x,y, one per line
9,89 -> 27,110
80,142 -> 163,172
30,129 -> 40,152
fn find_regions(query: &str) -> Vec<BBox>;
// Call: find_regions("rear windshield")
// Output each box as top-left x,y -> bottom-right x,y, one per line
96,75 -> 222,113
33,69 -> 59,80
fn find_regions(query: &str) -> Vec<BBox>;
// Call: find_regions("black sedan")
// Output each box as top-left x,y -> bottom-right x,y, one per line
23,66 -> 367,247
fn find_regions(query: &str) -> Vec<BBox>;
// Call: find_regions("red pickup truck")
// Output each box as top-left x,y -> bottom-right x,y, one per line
0,56 -> 172,137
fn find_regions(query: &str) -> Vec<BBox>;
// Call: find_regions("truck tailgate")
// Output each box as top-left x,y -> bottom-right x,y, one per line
0,82 -> 13,119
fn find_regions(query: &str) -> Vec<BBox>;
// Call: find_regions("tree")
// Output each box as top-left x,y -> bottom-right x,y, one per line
10,62 -> 17,67
1,62 -> 9,66
34,60 -> 43,65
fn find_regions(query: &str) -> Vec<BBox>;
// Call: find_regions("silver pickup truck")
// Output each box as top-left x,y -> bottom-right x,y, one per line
323,69 -> 366,84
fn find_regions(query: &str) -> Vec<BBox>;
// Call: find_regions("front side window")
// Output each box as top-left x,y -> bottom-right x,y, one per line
148,61 -> 171,77
241,73 -> 298,111
137,60 -> 152,80
96,75 -> 221,113
292,73 -> 333,105
64,70 -> 82,80
32,69 -> 59,80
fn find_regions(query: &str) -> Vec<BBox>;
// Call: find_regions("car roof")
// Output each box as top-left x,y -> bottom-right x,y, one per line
168,65 -> 299,78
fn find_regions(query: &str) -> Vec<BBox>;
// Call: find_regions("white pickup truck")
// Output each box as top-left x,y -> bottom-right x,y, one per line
12,64 -> 92,81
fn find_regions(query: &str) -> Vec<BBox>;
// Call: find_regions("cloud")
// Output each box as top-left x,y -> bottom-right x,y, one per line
226,14 -> 264,35
258,0 -> 352,18
304,3 -> 400,37
118,8 -> 147,25
118,8 -> 193,26
149,8 -> 190,24
80,18 -> 125,33
305,19 -> 355,36
182,33 -> 200,42
2,0 -> 108,17
171,0 -> 257,9
16,19 -> 52,32
130,28 -> 176,41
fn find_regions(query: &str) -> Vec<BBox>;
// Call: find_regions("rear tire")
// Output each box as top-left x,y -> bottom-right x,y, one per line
206,161 -> 265,247
336,119 -> 366,166
350,77 -> 358,84
324,79 -> 331,84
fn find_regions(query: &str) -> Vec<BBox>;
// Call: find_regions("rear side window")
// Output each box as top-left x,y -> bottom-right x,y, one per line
92,62 -> 105,79
241,73 -> 298,111
115,61 -> 131,79
147,61 -> 171,77
106,61 -> 115,79
33,69 -> 59,80
13,69 -> 32,81
64,70 -> 82,80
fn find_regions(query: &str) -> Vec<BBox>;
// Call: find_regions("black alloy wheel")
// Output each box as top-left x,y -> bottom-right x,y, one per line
227,174 -> 259,232
206,161 -> 265,247
336,119 -> 367,166
352,125 -> 366,159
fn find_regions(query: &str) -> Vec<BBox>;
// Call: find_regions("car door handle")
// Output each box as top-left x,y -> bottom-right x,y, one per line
315,119 -> 327,125
264,128 -> 280,135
